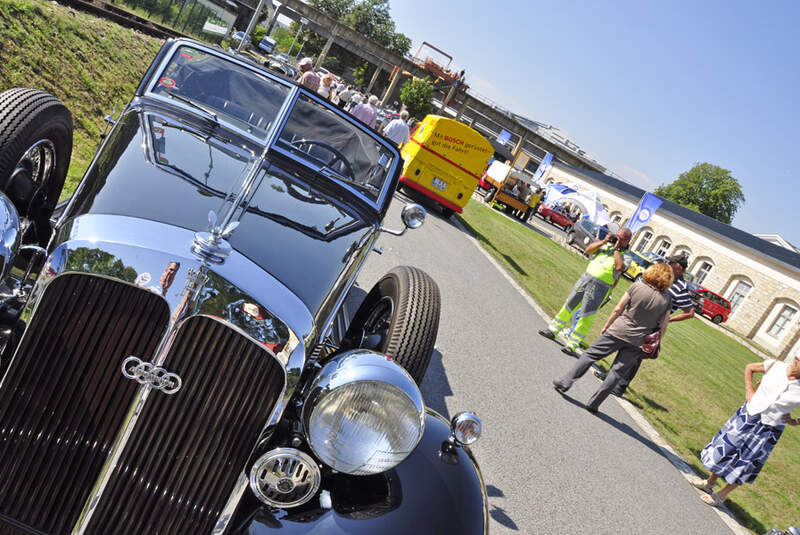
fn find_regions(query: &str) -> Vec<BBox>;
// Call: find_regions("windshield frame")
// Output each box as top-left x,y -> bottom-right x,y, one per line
269,88 -> 399,212
140,39 -> 399,214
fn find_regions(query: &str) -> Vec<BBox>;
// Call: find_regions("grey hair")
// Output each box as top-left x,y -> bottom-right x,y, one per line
368,95 -> 379,105
400,110 -> 409,120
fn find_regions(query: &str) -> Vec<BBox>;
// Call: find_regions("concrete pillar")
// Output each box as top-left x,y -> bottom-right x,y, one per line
366,66 -> 382,94
380,66 -> 401,105
440,85 -> 458,113
264,5 -> 285,36
314,30 -> 336,70
455,97 -> 469,121
513,134 -> 528,157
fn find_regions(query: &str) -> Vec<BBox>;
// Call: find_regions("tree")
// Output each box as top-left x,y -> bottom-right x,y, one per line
400,78 -> 433,120
654,163 -> 745,224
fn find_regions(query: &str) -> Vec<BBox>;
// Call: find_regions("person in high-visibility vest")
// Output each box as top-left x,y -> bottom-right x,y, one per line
539,228 -> 632,355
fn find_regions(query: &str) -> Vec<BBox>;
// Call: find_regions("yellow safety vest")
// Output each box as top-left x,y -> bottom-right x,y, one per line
585,245 -> 623,285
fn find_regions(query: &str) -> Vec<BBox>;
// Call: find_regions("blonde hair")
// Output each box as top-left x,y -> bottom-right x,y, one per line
321,74 -> 332,86
643,263 -> 674,291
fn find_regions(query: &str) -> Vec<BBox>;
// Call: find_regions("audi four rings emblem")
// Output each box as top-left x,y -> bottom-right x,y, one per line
121,356 -> 182,394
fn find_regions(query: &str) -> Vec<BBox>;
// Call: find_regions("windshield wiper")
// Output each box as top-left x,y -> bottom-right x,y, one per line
166,91 -> 219,124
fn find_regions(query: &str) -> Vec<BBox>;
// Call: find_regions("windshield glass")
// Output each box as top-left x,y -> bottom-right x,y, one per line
275,94 -> 396,203
151,45 -> 290,139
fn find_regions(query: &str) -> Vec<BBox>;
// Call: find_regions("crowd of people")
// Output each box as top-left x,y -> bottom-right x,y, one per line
541,228 -> 800,509
295,57 -> 412,147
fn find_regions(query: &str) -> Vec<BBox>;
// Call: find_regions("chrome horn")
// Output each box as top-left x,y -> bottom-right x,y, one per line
0,191 -> 21,282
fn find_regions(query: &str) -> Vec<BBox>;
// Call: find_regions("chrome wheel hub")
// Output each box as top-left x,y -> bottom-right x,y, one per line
9,139 -> 56,209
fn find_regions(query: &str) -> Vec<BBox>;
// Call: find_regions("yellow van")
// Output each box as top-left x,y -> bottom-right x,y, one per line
399,115 -> 493,218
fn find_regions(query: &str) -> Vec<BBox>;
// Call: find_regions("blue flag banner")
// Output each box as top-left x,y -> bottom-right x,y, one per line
627,192 -> 663,233
496,129 -> 512,145
532,152 -> 553,183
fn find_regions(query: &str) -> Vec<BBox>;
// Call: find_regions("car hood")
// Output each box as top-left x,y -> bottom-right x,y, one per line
65,106 -> 377,324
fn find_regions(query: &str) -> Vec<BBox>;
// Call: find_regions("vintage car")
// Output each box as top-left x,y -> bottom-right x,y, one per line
0,39 -> 487,535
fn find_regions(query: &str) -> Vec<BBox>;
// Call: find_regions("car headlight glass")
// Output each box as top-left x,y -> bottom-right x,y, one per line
303,350 -> 425,476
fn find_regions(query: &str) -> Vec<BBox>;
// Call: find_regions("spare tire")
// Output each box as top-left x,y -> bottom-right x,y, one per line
0,88 -> 73,245
343,266 -> 440,385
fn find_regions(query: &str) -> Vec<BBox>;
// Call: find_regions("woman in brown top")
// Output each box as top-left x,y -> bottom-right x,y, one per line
553,263 -> 674,412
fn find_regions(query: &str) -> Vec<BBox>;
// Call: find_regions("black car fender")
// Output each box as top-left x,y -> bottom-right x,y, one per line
232,410 -> 489,535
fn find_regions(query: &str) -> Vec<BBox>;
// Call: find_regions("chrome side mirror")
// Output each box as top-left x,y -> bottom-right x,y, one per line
381,203 -> 426,236
0,191 -> 20,282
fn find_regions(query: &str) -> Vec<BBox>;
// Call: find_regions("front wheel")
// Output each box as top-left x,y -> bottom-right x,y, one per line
566,232 -> 575,245
0,88 -> 73,246
483,186 -> 496,203
712,315 -> 723,324
343,266 -> 441,385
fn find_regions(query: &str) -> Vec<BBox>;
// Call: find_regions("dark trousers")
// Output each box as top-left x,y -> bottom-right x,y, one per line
555,333 -> 643,410
615,358 -> 642,393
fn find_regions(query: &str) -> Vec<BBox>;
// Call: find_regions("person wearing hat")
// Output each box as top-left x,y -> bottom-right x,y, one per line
297,57 -> 320,92
598,252 -> 696,396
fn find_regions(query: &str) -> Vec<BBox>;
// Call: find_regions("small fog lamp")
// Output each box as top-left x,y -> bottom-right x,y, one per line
450,412 -> 481,445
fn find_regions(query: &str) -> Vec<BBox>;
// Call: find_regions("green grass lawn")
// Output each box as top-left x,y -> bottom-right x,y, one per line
0,0 -> 163,197
459,200 -> 799,534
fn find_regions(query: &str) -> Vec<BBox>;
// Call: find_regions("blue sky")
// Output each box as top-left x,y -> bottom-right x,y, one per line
388,0 -> 800,244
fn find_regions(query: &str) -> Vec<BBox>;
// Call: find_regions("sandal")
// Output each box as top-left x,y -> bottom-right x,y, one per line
689,475 -> 713,494
700,492 -> 724,507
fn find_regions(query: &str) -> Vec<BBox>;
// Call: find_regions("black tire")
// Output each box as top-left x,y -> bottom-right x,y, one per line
441,207 -> 454,219
544,215 -> 551,223
0,88 -> 73,245
344,266 -> 441,385
566,231 -> 575,245
484,186 -> 496,203
712,315 -> 723,324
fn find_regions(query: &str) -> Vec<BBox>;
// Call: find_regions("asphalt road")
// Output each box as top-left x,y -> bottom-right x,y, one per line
352,192 -> 733,535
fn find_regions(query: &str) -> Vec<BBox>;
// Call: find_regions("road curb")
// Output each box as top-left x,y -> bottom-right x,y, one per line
452,212 -> 753,535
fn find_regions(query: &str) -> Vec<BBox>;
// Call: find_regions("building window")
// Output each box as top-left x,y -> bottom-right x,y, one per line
636,231 -> 653,252
767,305 -> 797,338
655,239 -> 672,257
729,281 -> 752,313
695,261 -> 713,285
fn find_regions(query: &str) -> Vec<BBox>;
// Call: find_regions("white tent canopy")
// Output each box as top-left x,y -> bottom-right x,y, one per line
544,184 -> 611,226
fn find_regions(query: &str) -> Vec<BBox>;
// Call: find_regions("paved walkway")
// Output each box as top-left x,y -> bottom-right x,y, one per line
353,193 -> 743,535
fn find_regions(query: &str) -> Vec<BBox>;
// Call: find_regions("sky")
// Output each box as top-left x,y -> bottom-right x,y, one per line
386,0 -> 800,244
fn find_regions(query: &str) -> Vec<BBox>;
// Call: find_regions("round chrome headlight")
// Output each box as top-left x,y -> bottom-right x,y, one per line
303,350 -> 425,475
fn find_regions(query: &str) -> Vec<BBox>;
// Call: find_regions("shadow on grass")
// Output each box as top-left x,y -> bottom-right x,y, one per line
502,254 -> 528,277
640,394 -> 670,413
725,500 -> 766,534
456,217 -> 528,276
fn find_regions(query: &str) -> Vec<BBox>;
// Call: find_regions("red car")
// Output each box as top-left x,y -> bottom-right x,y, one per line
536,204 -> 575,230
688,283 -> 731,324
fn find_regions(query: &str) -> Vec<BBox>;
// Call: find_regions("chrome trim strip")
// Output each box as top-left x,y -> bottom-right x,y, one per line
211,472 -> 249,535
317,227 -> 381,348
72,312 -> 289,535
269,89 -> 400,212
142,40 -> 295,149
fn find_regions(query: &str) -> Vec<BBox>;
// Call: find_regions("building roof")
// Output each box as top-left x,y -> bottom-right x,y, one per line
557,161 -> 800,272
755,234 -> 800,254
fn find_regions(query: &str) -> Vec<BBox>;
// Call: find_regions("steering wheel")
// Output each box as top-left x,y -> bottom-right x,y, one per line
290,139 -> 355,180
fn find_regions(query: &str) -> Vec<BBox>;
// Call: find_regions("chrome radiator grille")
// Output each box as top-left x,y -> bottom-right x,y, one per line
0,274 -> 170,535
83,315 -> 285,535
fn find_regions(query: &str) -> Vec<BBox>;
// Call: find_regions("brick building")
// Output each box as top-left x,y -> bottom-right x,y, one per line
541,161 -> 800,359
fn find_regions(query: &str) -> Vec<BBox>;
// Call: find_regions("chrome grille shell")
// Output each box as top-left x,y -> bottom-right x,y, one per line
0,214 -> 315,535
